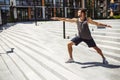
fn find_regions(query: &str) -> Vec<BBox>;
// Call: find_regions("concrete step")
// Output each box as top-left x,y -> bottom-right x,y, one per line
0,37 -> 10,53
6,26 -> 63,40
1,21 -> 120,80
1,33 -> 63,80
92,35 -> 120,42
0,45 -> 5,54
103,51 -> 120,62
0,56 -> 15,80
1,29 -> 85,80
95,39 -> 120,48
92,29 -> 120,33
2,40 -> 63,80
80,43 -> 120,62
92,31 -> 120,37
82,41 -> 120,56
0,35 -> 43,80
97,44 -> 120,54
80,39 -> 120,54
1,54 -> 27,80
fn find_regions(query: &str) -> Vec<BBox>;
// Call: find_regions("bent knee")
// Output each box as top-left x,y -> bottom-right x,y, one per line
67,41 -> 75,47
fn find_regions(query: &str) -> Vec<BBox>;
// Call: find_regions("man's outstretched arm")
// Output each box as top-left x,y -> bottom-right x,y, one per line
51,17 -> 77,23
88,17 -> 112,28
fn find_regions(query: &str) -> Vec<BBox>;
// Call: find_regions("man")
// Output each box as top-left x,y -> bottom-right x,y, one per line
51,9 -> 112,64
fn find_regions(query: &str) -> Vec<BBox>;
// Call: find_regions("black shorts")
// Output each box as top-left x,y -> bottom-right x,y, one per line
71,36 -> 96,47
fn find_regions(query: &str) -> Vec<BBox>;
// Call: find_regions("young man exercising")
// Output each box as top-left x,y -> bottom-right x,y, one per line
51,9 -> 112,64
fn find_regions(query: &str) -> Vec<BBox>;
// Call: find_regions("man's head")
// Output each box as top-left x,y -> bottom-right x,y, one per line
77,9 -> 86,17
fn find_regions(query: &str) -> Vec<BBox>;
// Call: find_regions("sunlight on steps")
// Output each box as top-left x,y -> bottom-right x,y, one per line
0,20 -> 120,80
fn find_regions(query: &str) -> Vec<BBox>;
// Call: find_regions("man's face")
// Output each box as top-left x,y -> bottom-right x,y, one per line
78,10 -> 85,17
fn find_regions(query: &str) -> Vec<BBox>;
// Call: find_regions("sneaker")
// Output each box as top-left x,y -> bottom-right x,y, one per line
103,58 -> 109,64
65,59 -> 74,63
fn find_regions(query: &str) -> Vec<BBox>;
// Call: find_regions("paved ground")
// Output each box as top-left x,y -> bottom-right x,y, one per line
0,20 -> 120,80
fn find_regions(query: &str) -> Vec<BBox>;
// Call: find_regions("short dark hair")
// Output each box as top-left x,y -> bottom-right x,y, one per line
75,8 -> 87,17
78,8 -> 86,14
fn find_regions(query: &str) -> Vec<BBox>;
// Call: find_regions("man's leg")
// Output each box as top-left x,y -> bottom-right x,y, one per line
65,41 -> 75,63
66,36 -> 82,63
93,46 -> 105,59
67,41 -> 75,59
93,46 -> 108,64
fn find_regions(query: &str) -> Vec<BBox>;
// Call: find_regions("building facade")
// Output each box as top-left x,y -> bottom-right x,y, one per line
13,0 -> 86,21
0,0 -> 120,25
86,0 -> 120,19
0,0 -> 10,25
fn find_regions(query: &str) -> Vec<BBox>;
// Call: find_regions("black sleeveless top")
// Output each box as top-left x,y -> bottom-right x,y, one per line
77,18 -> 92,39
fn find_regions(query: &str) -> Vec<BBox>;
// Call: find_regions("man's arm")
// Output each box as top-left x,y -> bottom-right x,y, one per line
51,17 -> 77,23
88,17 -> 112,28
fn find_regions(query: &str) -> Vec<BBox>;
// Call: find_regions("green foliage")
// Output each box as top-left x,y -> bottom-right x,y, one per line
113,15 -> 120,19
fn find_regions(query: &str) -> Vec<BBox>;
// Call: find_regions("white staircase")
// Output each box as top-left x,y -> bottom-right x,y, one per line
0,23 -> 85,80
0,20 -> 120,80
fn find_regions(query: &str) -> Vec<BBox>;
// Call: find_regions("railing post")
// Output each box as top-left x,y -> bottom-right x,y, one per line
63,1 -> 66,39
34,0 -> 37,26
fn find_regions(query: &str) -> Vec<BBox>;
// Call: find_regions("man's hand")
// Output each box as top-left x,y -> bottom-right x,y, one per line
107,25 -> 112,28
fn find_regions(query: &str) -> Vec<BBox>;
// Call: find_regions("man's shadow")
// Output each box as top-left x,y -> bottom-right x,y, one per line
74,61 -> 120,69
